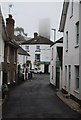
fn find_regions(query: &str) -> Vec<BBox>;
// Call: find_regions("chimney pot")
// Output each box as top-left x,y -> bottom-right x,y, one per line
34,32 -> 38,38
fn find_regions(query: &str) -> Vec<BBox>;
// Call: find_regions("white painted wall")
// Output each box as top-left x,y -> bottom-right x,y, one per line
18,54 -> 27,69
79,2 -> 81,100
63,2 -> 80,100
22,44 -> 51,73
0,15 -> 4,91
50,42 -> 63,89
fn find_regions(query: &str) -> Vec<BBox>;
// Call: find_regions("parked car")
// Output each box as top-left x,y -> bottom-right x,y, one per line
34,68 -> 42,73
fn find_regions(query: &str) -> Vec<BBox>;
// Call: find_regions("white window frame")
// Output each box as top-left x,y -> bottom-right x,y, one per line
75,65 -> 79,91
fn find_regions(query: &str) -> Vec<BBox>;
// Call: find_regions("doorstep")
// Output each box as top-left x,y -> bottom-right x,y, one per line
56,91 -> 81,114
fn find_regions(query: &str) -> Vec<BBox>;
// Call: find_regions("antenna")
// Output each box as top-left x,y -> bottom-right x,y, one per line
9,4 -> 13,14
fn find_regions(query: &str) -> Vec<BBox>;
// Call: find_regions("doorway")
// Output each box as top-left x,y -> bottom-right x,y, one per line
44,64 -> 49,73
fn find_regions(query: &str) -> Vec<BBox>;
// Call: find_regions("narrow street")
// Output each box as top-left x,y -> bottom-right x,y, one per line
2,74 -> 81,119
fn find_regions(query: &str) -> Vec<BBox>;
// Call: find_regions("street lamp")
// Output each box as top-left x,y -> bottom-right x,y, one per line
51,28 -> 56,42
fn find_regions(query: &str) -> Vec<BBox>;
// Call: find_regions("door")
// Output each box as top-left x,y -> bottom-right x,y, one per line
44,64 -> 49,73
56,67 -> 60,89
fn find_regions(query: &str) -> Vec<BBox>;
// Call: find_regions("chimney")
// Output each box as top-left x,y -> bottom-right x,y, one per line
6,14 -> 15,40
34,32 -> 38,39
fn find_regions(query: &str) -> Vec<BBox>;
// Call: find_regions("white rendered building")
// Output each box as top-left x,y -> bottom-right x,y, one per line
50,37 -> 63,90
59,1 -> 81,103
22,33 -> 53,73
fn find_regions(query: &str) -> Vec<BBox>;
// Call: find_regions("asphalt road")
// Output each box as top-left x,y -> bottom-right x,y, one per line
2,74 -> 81,119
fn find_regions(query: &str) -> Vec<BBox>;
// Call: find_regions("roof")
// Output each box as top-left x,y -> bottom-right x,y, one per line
50,37 -> 63,47
14,35 -> 31,44
18,46 -> 30,56
59,1 -> 69,32
21,35 -> 53,45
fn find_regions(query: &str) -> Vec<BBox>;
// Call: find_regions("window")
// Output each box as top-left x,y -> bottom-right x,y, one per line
76,21 -> 79,45
35,54 -> 40,61
25,46 -> 29,52
35,46 -> 40,52
65,66 -> 67,88
68,65 -> 71,91
7,71 -> 10,84
75,66 -> 79,91
70,0 -> 73,18
52,66 -> 53,79
14,50 -> 16,64
7,46 -> 10,63
52,48 -> 53,60
66,31 -> 68,51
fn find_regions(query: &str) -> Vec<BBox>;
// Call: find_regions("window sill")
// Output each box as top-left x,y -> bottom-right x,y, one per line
75,45 -> 79,48
74,90 -> 79,94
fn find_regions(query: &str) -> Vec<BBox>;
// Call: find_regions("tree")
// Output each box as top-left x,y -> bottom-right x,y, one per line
14,27 -> 27,36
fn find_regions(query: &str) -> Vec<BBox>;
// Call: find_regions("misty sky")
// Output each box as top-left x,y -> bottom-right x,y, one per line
1,2 -> 63,41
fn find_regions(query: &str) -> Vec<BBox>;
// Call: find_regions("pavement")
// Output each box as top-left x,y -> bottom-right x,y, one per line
56,90 -> 81,114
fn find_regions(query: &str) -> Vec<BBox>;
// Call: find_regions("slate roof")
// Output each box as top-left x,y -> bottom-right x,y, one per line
50,37 -> 63,47
59,1 -> 69,32
21,35 -> 53,45
18,46 -> 30,56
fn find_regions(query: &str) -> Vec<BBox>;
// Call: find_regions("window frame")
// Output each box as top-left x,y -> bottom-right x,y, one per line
35,54 -> 40,61
35,45 -> 40,52
75,21 -> 79,46
25,46 -> 29,52
75,65 -> 79,91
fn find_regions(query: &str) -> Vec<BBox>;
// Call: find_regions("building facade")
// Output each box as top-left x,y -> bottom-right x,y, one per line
22,33 -> 53,73
50,37 -> 63,90
59,1 -> 81,103
0,10 -> 4,91
2,14 -> 18,86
